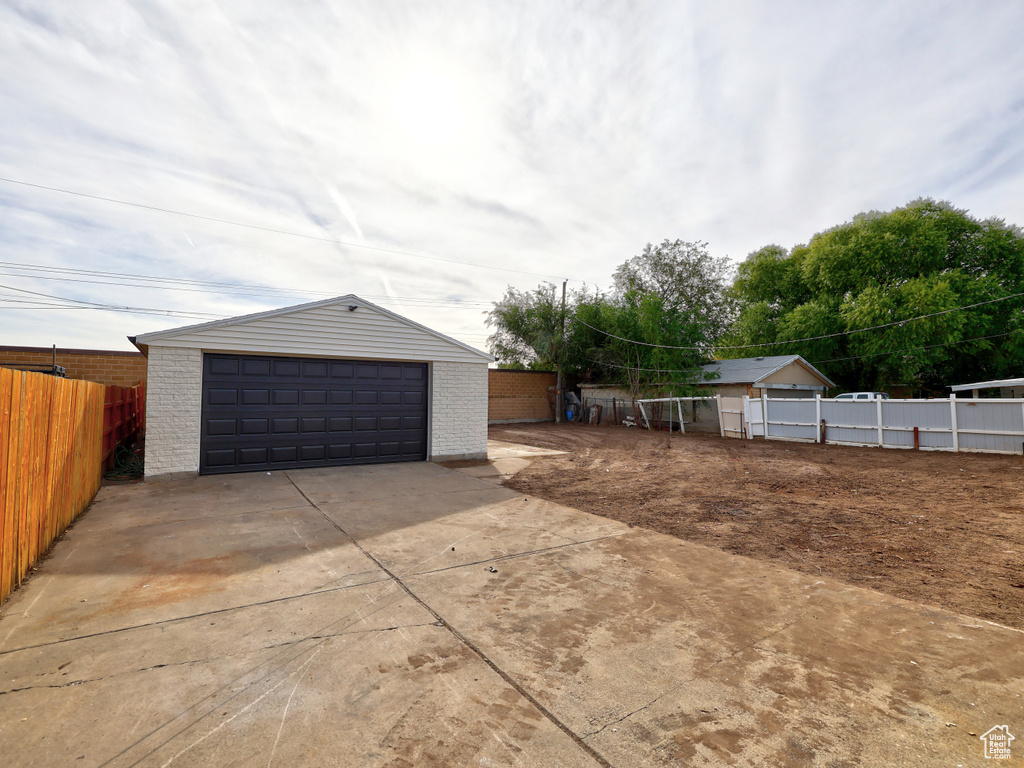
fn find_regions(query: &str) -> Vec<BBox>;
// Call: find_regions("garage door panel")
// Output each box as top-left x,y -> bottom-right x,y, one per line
272,418 -> 298,434
242,359 -> 271,376
239,447 -> 268,465
209,357 -> 239,376
303,390 -> 328,405
241,389 -> 269,405
208,389 -> 238,405
328,444 -> 352,459
303,361 -> 328,377
300,445 -> 326,461
206,419 -> 236,436
274,359 -> 300,377
274,389 -> 299,404
271,446 -> 298,463
240,419 -> 269,435
201,354 -> 427,474
330,362 -> 354,378
205,449 -> 235,467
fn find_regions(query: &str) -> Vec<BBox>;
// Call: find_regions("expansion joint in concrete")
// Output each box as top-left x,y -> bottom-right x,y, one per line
285,472 -> 614,768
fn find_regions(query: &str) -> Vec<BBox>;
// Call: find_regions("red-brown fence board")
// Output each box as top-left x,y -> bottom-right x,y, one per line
102,382 -> 144,469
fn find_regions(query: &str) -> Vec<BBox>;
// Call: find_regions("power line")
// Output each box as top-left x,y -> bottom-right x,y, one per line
810,329 -> 1024,365
0,260 -> 496,307
0,176 -> 579,282
576,290 -> 1024,351
0,283 -> 225,319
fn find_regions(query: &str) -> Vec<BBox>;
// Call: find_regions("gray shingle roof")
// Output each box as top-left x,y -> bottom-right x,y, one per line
702,355 -> 834,387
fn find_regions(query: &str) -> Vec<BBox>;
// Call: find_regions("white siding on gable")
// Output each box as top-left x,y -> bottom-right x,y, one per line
143,303 -> 488,364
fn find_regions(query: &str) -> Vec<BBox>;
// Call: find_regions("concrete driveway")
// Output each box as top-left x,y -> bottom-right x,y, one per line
0,451 -> 1021,767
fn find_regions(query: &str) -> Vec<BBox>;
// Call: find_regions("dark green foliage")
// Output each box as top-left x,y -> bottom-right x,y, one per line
725,199 -> 1024,392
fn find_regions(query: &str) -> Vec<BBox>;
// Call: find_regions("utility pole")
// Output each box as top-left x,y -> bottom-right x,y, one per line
555,279 -> 567,423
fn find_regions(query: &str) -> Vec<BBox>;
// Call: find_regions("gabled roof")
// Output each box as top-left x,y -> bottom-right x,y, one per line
132,294 -> 492,363
702,354 -> 835,388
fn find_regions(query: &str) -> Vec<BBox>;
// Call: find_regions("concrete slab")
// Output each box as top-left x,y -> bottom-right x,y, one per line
487,440 -> 567,459
407,529 -> 1024,765
1,455 -> 1021,767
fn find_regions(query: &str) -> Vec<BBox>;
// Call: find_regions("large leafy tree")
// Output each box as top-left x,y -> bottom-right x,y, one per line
724,199 -> 1024,392
487,240 -> 732,399
485,283 -> 593,371
613,239 -> 735,342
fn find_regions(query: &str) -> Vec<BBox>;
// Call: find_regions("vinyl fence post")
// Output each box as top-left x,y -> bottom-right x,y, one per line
815,394 -> 822,443
667,392 -> 673,434
716,394 -> 724,437
950,393 -> 959,452
743,396 -> 753,440
761,392 -> 768,440
678,398 -> 685,435
876,396 -> 884,446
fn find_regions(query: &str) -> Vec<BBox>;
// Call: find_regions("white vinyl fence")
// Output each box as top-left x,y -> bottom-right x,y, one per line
721,394 -> 1024,455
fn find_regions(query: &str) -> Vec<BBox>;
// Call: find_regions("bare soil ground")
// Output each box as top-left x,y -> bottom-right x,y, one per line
489,422 -> 1024,629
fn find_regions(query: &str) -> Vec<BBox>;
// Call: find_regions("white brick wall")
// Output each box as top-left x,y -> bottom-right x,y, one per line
145,346 -> 202,479
430,361 -> 488,461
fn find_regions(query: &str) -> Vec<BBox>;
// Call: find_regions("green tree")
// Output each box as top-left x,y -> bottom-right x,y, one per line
485,283 -> 567,371
724,199 -> 1024,392
573,291 -> 715,400
613,239 -> 735,341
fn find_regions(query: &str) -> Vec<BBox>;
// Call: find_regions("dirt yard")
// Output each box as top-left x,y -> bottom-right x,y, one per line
489,423 -> 1024,629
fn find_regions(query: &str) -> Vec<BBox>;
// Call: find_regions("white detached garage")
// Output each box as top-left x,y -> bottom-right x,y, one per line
131,295 -> 492,480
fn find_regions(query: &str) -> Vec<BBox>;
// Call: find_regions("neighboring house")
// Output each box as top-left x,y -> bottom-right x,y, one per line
950,377 -> 1024,398
703,355 -> 834,398
579,354 -> 834,404
132,295 -> 492,480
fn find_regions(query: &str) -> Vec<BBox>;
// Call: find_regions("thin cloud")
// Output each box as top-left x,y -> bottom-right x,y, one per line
1,1 -> 1023,349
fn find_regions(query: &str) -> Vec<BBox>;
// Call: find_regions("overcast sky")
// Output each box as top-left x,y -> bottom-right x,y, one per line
2,1 -> 1023,352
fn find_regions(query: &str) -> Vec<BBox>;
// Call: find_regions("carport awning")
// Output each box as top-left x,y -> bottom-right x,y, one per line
950,377 -> 1024,392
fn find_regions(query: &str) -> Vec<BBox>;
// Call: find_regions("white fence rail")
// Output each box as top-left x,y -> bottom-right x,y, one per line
723,394 -> 1024,455
635,396 -> 718,433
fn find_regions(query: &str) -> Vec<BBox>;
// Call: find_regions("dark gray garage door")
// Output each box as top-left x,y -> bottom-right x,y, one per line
199,354 -> 428,475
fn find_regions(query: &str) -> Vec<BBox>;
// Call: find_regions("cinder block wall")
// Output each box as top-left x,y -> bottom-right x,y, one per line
0,345 -> 147,387
488,369 -> 555,423
144,346 -> 202,479
431,361 -> 488,461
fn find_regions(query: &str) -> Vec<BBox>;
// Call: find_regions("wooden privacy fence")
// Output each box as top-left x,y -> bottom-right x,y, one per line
0,369 -> 105,603
103,383 -> 144,469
